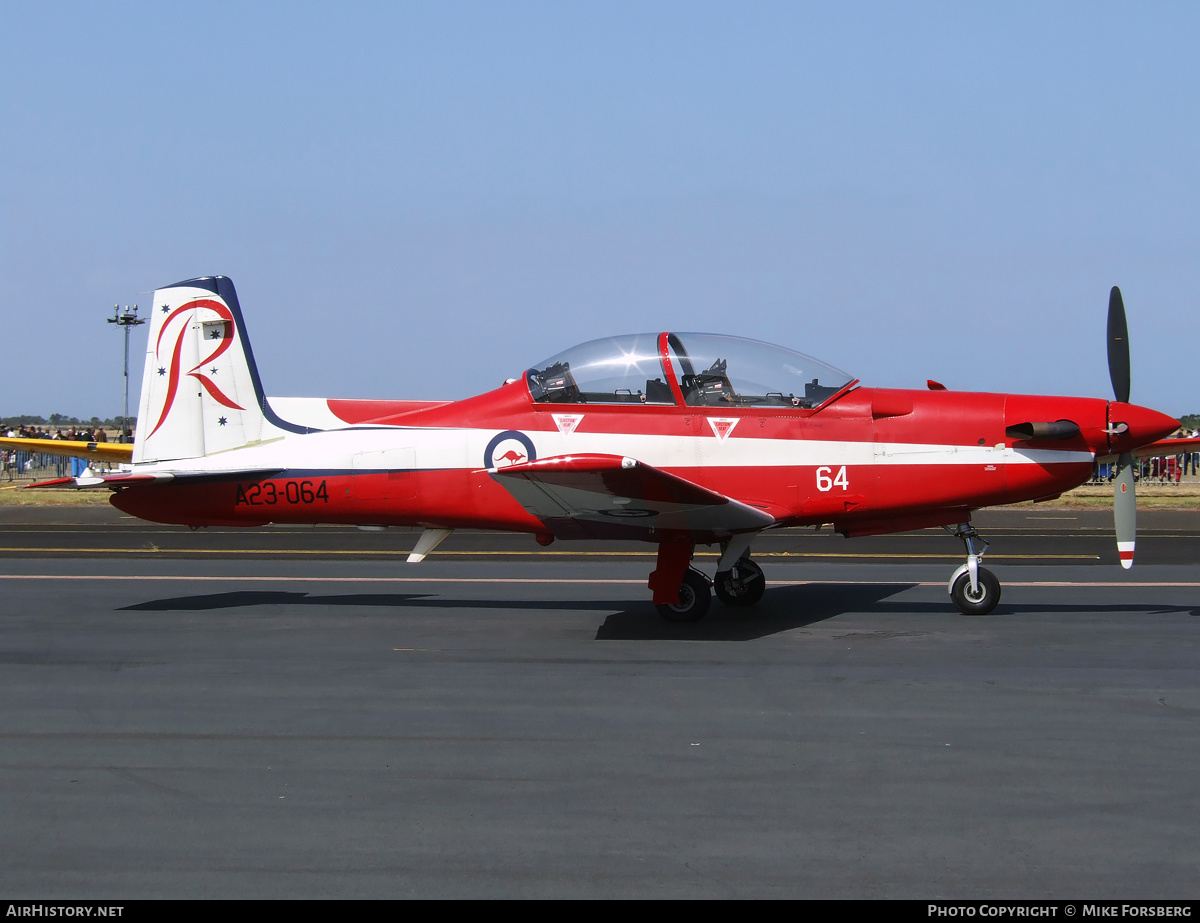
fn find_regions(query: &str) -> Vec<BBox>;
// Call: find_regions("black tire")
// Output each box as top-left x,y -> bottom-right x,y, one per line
656,569 -> 712,622
950,567 -> 1001,615
714,559 -> 766,607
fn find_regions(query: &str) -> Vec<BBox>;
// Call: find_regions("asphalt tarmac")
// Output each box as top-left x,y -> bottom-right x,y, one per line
2,505 -> 1198,898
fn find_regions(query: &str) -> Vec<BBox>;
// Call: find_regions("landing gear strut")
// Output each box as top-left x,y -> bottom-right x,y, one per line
649,540 -> 711,622
655,568 -> 712,622
714,558 -> 765,607
649,536 -> 766,621
946,522 -> 1001,615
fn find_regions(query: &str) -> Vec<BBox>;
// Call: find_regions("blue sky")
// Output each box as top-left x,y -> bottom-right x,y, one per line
3,1 -> 1197,419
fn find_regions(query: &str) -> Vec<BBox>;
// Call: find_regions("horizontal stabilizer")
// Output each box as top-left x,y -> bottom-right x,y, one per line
492,453 -> 774,541
24,467 -> 284,490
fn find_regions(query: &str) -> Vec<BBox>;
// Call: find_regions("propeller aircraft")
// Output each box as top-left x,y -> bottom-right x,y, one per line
10,276 -> 1193,621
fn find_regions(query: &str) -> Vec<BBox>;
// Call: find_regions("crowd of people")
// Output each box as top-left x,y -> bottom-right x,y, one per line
5,424 -> 111,443
2,425 -> 125,481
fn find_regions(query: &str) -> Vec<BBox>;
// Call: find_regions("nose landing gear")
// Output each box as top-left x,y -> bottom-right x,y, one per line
946,523 -> 1001,615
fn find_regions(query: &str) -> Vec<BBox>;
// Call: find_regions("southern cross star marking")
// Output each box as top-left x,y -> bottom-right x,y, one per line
160,304 -> 169,313
210,329 -> 223,339
218,417 -> 228,426
157,367 -> 166,376
210,367 -> 218,375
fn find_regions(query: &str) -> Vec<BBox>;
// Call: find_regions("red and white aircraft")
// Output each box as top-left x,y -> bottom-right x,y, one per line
37,276 -> 1187,619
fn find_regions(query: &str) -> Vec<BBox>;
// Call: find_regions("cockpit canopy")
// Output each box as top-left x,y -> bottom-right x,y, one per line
526,332 -> 855,409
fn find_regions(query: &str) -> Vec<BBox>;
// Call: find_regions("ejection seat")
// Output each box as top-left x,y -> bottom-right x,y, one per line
684,358 -> 736,406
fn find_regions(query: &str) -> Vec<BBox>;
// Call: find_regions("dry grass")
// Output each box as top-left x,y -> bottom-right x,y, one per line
1003,482 -> 1200,510
0,485 -> 116,505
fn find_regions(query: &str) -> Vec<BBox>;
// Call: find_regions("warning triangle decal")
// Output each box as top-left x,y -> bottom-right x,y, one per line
707,417 -> 739,441
552,414 -> 584,438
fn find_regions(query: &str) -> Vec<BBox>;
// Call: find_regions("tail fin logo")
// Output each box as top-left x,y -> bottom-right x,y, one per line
149,299 -> 246,438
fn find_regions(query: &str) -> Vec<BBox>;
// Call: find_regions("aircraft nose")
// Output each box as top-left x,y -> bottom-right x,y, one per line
1110,402 -> 1179,450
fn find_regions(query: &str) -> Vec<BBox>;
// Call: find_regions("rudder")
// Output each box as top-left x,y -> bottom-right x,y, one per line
134,276 -> 278,463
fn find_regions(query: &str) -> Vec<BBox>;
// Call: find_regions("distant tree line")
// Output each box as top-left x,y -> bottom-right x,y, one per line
2,414 -> 136,430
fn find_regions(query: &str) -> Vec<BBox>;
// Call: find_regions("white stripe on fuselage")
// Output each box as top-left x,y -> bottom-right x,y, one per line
125,424 -> 1095,476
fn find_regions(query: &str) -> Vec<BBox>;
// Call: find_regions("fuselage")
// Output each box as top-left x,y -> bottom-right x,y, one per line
110,379 -> 1169,539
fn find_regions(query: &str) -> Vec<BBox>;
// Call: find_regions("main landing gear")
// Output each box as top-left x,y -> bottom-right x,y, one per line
714,558 -> 766,607
656,568 -> 712,622
650,537 -> 765,622
946,523 -> 1001,615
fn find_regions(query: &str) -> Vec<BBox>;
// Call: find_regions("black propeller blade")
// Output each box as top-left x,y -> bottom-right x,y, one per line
1107,286 -> 1130,404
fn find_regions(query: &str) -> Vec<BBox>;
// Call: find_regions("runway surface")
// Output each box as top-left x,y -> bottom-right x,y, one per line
1,505 -> 1199,564
2,505 -> 1198,898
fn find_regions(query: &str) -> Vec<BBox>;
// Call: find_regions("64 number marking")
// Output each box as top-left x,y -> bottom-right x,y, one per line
236,479 -> 329,506
816,466 -> 849,492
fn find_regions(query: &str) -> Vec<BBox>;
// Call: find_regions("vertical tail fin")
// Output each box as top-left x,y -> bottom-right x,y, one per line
134,276 -> 285,463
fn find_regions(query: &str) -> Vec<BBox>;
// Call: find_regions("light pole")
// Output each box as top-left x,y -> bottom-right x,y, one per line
108,305 -> 145,444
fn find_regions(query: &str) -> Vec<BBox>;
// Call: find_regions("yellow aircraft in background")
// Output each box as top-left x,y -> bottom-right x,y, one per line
0,436 -> 133,467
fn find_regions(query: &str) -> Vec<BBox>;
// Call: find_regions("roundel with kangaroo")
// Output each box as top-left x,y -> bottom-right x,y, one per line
484,430 -> 537,470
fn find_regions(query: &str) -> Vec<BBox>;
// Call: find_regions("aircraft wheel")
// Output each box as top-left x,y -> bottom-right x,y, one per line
656,569 -> 712,622
950,567 -> 1001,616
714,560 -> 765,607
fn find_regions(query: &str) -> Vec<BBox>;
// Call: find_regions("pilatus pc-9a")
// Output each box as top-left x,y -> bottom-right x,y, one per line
25,276 -> 1186,621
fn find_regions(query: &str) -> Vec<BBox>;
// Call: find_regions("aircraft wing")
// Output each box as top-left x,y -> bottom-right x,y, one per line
1095,435 -> 1200,463
1132,435 -> 1200,459
0,436 -> 133,465
491,453 -> 775,541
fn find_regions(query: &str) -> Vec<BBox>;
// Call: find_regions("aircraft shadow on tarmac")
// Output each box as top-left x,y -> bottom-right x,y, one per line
117,584 -> 1199,641
593,582 -> 925,640
118,583 -> 933,641
118,590 -> 619,612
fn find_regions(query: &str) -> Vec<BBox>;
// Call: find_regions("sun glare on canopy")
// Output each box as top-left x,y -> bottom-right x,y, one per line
526,332 -> 854,408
